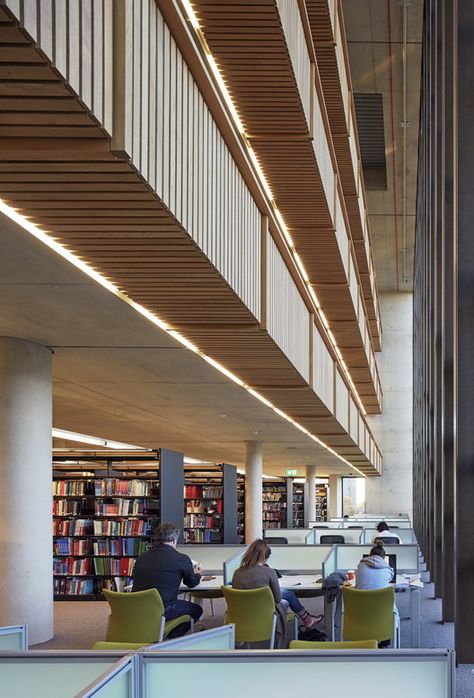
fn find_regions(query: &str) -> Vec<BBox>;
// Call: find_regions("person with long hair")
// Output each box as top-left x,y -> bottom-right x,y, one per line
232,539 -> 323,646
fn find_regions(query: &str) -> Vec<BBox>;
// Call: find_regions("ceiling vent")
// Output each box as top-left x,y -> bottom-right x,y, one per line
353,93 -> 387,190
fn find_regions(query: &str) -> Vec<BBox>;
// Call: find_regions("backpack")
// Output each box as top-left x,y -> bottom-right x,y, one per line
298,625 -> 329,642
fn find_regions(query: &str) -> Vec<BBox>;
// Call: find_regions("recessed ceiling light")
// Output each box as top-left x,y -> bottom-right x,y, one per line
219,413 -> 227,418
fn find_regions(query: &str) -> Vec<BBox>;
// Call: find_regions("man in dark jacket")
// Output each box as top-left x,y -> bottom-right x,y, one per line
133,522 -> 203,637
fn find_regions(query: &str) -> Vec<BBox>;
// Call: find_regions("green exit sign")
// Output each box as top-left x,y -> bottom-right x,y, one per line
286,469 -> 297,476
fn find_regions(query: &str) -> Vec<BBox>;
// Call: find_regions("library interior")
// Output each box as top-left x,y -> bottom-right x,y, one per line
0,0 -> 469,696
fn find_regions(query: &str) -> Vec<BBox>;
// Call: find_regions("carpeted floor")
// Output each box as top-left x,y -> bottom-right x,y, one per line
33,585 -> 473,696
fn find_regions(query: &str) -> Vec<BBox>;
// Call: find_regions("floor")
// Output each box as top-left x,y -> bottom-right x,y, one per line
34,587 -> 473,696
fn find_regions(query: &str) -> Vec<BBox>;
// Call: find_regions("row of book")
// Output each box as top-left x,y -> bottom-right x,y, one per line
53,499 -> 85,516
53,538 -> 150,556
53,518 -> 154,536
185,499 -> 223,514
184,485 -> 223,499
184,514 -> 222,528
92,557 -> 136,576
262,493 -> 286,502
53,480 -> 93,496
53,558 -> 93,576
263,502 -> 286,511
183,529 -> 222,543
94,499 -> 155,516
95,478 -> 157,497
54,578 -> 95,596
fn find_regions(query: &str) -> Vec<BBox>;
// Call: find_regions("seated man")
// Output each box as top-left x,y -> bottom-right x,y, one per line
132,522 -> 203,637
371,521 -> 402,545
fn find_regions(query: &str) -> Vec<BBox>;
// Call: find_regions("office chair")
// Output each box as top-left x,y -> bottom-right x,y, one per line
265,536 -> 288,544
320,534 -> 345,544
341,586 -> 400,648
374,536 -> 400,545
92,588 -> 193,649
221,585 -> 277,648
289,639 -> 377,650
347,525 -> 363,529
312,525 -> 329,529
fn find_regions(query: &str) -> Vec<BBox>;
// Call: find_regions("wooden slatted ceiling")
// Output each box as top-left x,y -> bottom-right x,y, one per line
0,9 -> 378,474
193,0 -> 381,410
305,0 -> 381,348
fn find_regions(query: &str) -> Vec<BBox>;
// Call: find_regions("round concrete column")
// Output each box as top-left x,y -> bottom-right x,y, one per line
0,337 -> 53,644
304,464 -> 317,526
244,441 -> 263,542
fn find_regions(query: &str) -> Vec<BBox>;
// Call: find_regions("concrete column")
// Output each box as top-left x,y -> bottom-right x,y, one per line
328,475 -> 342,519
304,465 -> 317,526
244,441 -> 262,542
367,294 -> 413,518
0,337 -> 53,644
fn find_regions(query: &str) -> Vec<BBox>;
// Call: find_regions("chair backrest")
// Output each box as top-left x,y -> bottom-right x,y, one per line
221,586 -> 275,643
312,525 -> 329,529
320,534 -> 345,544
347,526 -> 363,529
103,588 -> 164,643
265,537 -> 288,544
375,536 -> 400,545
289,639 -> 378,650
342,586 -> 395,642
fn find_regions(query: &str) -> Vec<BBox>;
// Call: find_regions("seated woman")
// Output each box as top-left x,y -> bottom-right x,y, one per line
356,543 -> 398,648
356,543 -> 394,589
232,539 -> 323,646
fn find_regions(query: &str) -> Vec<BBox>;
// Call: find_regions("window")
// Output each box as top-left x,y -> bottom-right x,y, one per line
342,477 -> 366,516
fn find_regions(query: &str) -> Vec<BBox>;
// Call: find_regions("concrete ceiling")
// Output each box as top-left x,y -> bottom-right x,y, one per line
0,211 -> 357,478
343,0 -> 423,292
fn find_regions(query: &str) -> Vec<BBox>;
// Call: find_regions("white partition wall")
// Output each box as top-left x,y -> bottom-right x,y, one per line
263,529 -> 313,545
361,529 -> 415,544
264,545 -> 331,573
334,545 -> 419,573
177,545 -> 243,573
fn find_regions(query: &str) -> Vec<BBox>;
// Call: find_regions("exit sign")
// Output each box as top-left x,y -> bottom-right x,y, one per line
286,469 -> 297,476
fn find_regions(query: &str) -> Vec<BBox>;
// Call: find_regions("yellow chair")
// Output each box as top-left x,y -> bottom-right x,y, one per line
221,586 -> 277,648
92,588 -> 193,650
289,639 -> 378,650
341,586 -> 400,647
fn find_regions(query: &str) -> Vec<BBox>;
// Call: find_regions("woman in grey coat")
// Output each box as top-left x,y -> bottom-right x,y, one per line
232,539 -> 321,647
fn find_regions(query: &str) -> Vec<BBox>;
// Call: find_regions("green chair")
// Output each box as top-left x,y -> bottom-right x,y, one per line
286,610 -> 298,640
341,586 -> 400,647
289,639 -> 378,650
221,586 -> 277,648
92,588 -> 193,650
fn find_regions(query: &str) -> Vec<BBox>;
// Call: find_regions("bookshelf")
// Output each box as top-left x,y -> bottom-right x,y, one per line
52,448 -> 183,600
316,483 -> 328,522
183,463 -> 238,544
262,480 -> 288,529
237,475 -> 245,542
292,481 -> 305,527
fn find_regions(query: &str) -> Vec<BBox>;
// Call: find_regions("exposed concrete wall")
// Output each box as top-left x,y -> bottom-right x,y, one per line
367,293 -> 413,518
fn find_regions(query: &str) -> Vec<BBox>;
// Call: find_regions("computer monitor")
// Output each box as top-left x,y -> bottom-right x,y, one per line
362,553 -> 396,582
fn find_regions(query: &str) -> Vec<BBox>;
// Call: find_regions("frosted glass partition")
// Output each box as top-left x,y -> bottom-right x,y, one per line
177,545 -> 244,573
78,656 -> 135,698
264,528 -> 312,544
340,520 -> 412,529
362,529 -> 415,544
322,546 -> 337,579
223,546 -> 248,585
335,545 -> 419,573
313,529 -> 362,545
0,652 -> 123,698
0,624 -> 28,650
142,650 -> 454,697
266,545 -> 331,573
150,625 -> 235,651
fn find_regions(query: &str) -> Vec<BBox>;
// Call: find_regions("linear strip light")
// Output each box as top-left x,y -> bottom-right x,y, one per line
179,2 -> 370,418
52,428 -> 146,450
0,206 -> 365,476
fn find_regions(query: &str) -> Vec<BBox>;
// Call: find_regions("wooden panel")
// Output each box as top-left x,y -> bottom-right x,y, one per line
334,19 -> 349,129
119,0 -> 261,321
335,189 -> 349,276
312,88 -> 335,219
348,253 -> 358,311
267,233 -> 310,381
335,368 -> 349,431
275,0 -> 312,129
313,324 -> 334,412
